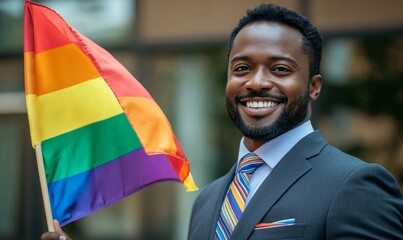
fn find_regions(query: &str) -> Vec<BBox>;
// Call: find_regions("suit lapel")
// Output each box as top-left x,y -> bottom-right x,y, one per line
230,131 -> 327,240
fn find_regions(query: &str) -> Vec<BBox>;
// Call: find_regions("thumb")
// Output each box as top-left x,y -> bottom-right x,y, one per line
53,220 -> 71,240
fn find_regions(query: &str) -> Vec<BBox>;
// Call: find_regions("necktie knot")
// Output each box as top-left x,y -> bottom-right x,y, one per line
238,153 -> 264,175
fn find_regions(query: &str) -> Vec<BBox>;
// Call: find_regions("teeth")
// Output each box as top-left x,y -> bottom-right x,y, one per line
246,101 -> 278,108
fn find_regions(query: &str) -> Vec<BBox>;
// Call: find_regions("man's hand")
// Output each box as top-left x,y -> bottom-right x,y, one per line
40,220 -> 71,240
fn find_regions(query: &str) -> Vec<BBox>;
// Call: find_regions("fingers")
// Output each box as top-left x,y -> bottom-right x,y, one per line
40,232 -> 66,240
54,220 -> 71,239
53,220 -> 63,234
40,220 -> 70,240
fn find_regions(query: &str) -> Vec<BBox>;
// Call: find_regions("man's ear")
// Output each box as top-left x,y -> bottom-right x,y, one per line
309,74 -> 322,101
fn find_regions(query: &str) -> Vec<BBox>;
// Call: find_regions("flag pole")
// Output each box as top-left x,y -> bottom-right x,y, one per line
35,143 -> 55,232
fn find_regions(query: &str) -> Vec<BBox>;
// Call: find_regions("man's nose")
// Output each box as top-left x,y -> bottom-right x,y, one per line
245,68 -> 273,90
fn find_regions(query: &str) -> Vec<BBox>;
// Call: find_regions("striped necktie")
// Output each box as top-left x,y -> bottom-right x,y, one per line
215,153 -> 264,240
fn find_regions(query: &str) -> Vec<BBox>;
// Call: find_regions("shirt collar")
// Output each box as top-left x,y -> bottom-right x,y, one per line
237,120 -> 314,169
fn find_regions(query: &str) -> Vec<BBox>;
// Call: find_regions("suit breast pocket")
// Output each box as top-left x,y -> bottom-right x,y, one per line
249,224 -> 306,240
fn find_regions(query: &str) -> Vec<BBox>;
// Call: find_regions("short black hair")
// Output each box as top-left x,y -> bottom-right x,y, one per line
228,4 -> 322,77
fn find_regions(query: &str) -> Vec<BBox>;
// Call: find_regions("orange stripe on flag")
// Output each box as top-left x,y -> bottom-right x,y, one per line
25,44 -> 101,95
24,52 -> 35,94
118,97 -> 178,155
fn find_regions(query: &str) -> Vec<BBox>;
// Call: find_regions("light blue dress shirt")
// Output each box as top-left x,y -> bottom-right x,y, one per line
236,120 -> 314,206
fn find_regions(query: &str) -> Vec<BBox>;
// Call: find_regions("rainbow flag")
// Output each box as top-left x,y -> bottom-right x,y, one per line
23,1 -> 197,226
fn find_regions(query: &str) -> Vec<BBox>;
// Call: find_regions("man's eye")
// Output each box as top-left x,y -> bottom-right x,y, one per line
271,66 -> 292,75
234,65 -> 250,72
273,66 -> 290,72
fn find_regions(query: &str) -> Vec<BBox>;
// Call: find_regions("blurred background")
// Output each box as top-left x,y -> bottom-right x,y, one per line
0,0 -> 402,239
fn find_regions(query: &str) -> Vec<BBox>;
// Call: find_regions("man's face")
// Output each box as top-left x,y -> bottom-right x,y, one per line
226,22 -> 316,149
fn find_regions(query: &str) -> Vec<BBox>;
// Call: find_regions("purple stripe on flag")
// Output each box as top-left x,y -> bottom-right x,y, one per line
48,148 -> 179,226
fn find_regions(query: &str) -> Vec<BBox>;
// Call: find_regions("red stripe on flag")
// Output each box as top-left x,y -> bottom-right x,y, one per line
24,2 -> 77,53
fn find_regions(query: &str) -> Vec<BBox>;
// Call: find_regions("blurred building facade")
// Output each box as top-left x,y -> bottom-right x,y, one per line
0,0 -> 402,239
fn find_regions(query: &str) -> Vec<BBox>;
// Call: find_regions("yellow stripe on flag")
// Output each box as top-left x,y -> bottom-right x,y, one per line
25,43 -> 101,96
183,173 -> 198,191
118,97 -> 177,155
27,77 -> 123,145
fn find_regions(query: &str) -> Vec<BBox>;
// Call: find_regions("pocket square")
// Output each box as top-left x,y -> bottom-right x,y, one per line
255,218 -> 296,229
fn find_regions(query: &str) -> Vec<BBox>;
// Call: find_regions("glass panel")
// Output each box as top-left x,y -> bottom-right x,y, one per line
319,34 -> 403,184
0,0 -> 23,54
0,58 -> 24,93
0,0 -> 136,54
0,114 -> 24,238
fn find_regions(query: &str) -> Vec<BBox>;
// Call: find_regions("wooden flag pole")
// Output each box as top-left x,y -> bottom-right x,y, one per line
35,144 -> 55,232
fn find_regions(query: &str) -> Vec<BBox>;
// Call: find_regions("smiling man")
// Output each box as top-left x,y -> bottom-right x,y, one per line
225,21 -> 320,151
188,4 -> 403,240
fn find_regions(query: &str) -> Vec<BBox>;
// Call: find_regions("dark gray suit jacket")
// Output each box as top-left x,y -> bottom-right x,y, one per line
188,131 -> 403,239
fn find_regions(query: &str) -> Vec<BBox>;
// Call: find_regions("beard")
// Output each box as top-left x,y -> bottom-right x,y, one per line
226,90 -> 310,141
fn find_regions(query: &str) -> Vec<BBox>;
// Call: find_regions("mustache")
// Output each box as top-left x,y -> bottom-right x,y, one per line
236,91 -> 287,102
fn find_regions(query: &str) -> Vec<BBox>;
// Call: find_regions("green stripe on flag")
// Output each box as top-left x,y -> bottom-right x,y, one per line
42,113 -> 142,183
